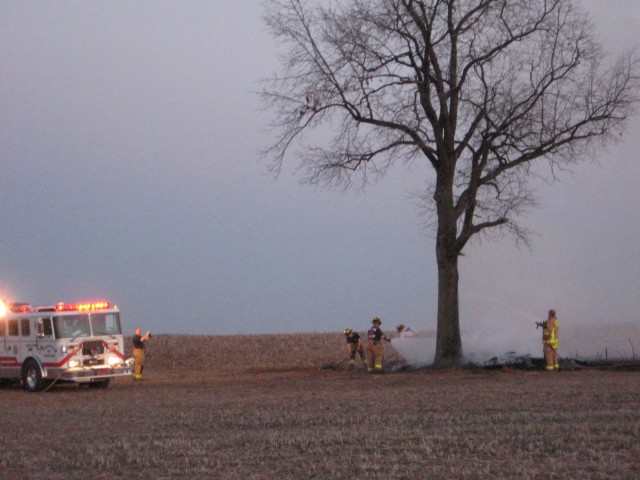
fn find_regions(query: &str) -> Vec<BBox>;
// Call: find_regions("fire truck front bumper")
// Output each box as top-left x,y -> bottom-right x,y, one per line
54,364 -> 132,383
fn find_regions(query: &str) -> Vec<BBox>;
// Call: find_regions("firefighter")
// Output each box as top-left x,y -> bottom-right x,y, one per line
396,324 -> 416,337
343,328 -> 366,367
542,309 -> 559,371
366,317 -> 388,373
132,327 -> 151,380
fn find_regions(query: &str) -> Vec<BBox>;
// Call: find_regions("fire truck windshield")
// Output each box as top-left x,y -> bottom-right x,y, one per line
53,315 -> 91,339
90,312 -> 122,336
52,312 -> 122,339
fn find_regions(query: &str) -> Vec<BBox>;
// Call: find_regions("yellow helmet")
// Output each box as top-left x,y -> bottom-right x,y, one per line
372,317 -> 381,325
343,328 -> 352,335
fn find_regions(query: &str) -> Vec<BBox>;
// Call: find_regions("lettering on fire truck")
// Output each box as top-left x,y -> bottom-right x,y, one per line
0,299 -> 132,392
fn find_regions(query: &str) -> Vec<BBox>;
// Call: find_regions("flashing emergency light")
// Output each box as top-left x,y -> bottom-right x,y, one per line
0,301 -> 33,314
10,303 -> 32,313
54,301 -> 111,312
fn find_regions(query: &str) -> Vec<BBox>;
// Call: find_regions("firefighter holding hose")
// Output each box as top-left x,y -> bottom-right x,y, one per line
366,317 -> 388,373
542,309 -> 559,371
343,328 -> 366,368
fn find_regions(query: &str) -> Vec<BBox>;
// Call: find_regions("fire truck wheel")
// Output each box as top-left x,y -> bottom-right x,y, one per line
22,359 -> 45,392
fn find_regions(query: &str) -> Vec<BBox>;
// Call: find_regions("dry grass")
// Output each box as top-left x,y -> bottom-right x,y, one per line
0,333 -> 638,479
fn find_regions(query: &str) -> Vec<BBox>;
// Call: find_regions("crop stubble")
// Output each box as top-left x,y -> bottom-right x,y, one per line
0,333 -> 638,479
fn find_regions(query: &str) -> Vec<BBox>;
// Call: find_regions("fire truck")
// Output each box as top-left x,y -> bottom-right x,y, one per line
0,299 -> 132,391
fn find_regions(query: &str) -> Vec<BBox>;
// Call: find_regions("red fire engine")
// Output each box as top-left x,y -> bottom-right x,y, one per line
0,299 -> 131,391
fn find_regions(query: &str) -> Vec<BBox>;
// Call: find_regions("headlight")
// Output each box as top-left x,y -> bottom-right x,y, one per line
107,356 -> 121,366
68,360 -> 79,368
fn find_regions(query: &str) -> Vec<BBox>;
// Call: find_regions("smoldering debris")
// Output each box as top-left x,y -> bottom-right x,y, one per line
390,333 -> 541,368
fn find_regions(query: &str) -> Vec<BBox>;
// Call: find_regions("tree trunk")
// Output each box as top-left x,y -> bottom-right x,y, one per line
433,168 -> 463,367
434,248 -> 463,367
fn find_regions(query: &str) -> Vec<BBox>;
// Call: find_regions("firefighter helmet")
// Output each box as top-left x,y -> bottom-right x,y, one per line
343,328 -> 352,335
372,317 -> 381,325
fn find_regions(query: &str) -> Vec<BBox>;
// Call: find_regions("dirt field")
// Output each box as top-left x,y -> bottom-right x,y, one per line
1,333 -> 638,479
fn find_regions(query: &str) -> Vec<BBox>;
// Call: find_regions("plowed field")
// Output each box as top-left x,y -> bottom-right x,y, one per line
1,333 -> 638,479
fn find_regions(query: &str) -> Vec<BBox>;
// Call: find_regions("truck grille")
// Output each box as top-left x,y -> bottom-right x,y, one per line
82,340 -> 105,355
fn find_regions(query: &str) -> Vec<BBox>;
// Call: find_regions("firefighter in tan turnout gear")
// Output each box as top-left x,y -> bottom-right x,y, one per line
366,317 -> 388,373
542,309 -> 560,371
343,328 -> 366,368
132,327 -> 151,380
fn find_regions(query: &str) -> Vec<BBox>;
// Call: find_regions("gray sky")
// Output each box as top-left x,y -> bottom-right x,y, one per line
1,1 -> 639,340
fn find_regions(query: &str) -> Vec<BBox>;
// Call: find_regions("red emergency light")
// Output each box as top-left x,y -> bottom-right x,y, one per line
54,301 -> 111,312
9,303 -> 32,313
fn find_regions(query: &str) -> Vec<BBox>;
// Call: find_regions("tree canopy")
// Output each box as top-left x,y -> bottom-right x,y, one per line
261,0 -> 639,366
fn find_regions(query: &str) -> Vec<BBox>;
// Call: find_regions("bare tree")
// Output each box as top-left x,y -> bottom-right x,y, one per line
261,0 -> 639,366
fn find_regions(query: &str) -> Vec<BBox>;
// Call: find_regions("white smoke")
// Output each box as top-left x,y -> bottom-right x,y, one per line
392,294 -> 544,366
391,334 -> 437,367
390,293 -> 640,366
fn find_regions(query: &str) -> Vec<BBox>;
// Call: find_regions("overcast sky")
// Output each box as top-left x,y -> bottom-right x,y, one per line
1,1 -> 639,342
